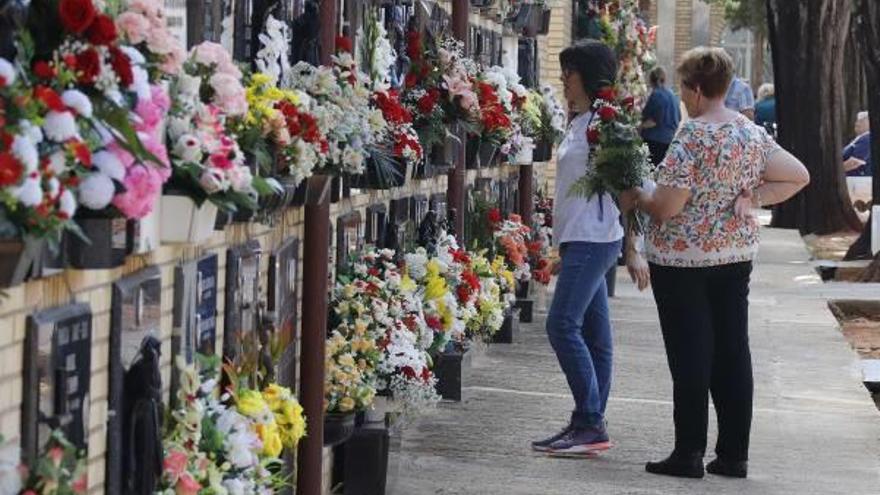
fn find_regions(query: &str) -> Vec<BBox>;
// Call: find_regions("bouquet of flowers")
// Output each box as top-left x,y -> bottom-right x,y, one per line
488,208 -> 532,282
371,89 -> 423,178
480,65 -> 530,155
400,30 -> 447,151
530,190 -> 554,285
329,248 -> 438,413
471,76 -> 513,149
115,0 -> 187,80
0,59 -> 80,242
569,86 -> 650,234
17,430 -> 88,495
404,247 -> 465,353
436,37 -> 480,130
535,84 -> 567,145
466,251 -> 507,339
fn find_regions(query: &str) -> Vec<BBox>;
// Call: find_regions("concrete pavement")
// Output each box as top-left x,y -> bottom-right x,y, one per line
392,229 -> 880,495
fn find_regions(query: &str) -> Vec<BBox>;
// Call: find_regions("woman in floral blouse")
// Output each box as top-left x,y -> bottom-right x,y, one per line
621,47 -> 809,480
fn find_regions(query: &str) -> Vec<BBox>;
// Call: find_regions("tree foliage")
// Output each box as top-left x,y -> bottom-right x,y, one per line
707,0 -> 767,36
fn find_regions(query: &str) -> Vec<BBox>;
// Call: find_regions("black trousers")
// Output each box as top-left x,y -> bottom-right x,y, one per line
649,261 -> 754,461
645,139 -> 670,167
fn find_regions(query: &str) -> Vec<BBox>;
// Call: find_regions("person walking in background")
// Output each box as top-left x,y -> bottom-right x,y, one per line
641,66 -> 681,166
621,47 -> 809,480
724,75 -> 755,120
530,39 -> 650,458
754,83 -> 776,136
843,111 -> 872,177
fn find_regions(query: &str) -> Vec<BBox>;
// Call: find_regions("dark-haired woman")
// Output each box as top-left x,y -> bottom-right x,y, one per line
641,66 -> 681,166
531,39 -> 650,457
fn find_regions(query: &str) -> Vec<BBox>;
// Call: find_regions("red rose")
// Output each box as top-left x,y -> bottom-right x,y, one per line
0,152 -> 23,187
622,95 -> 635,109
33,61 -> 57,80
417,90 -> 439,114
71,141 -> 92,166
487,208 -> 502,224
597,106 -> 617,122
34,86 -> 66,112
86,14 -> 117,45
586,127 -> 601,144
335,36 -> 353,54
109,46 -> 134,87
405,72 -> 418,89
75,48 -> 101,84
59,0 -> 97,34
406,31 -> 422,61
595,87 -> 616,102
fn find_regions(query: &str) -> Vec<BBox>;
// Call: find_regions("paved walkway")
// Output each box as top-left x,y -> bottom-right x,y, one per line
392,229 -> 880,495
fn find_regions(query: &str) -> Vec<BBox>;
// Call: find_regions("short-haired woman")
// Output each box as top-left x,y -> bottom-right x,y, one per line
531,39 -> 650,457
622,47 -> 809,479
641,66 -> 682,166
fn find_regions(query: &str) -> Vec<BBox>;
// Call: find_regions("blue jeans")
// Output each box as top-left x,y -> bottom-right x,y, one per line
546,240 -> 622,429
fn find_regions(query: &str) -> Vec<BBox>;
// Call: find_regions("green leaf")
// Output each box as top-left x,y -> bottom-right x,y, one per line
92,99 -> 164,167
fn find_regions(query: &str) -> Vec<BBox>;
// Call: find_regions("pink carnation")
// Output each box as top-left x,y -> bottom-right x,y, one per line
191,42 -> 230,70
145,27 -> 177,55
160,43 -> 186,75
113,164 -> 163,219
116,12 -> 150,45
142,134 -> 171,181
210,73 -> 248,116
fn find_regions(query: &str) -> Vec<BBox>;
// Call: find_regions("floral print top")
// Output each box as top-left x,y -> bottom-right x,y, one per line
646,114 -> 781,268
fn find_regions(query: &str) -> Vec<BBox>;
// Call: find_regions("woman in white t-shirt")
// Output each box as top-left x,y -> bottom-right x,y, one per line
530,40 -> 650,458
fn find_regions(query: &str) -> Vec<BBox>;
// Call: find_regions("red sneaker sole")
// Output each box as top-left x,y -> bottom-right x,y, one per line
546,441 -> 613,458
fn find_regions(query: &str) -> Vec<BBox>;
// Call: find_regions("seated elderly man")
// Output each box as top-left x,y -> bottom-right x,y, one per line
843,111 -> 872,213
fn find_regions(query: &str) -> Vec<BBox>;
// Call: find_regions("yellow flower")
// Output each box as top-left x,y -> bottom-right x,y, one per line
237,389 -> 269,419
251,72 -> 273,86
257,422 -> 284,458
339,397 -> 356,412
262,383 -> 292,410
338,353 -> 356,368
400,273 -> 417,292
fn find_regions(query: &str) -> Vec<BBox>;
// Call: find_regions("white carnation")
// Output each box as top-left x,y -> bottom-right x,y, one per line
177,73 -> 202,97
0,58 -> 16,87
59,188 -> 77,218
14,176 -> 42,207
43,111 -> 80,142
173,134 -> 203,163
20,120 -> 43,144
61,90 -> 93,118
78,173 -> 116,210
92,150 -> 126,182
47,177 -> 60,198
11,134 -> 38,172
226,165 -> 253,193
47,152 -> 66,175
199,169 -> 226,193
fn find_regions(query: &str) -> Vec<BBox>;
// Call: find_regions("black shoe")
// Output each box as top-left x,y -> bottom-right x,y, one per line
645,452 -> 705,479
531,424 -> 573,452
706,458 -> 748,478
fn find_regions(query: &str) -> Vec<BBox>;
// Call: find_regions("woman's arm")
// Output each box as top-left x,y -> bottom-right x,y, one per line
626,185 -> 690,222
734,148 -> 810,217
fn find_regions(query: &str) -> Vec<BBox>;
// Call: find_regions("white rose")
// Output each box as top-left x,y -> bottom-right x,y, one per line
92,150 -> 126,182
13,175 -> 42,207
43,111 -> 79,142
199,169 -> 226,194
226,165 -> 253,193
78,173 -> 116,210
61,89 -> 93,118
11,134 -> 38,172
174,134 -> 203,163
0,58 -> 16,87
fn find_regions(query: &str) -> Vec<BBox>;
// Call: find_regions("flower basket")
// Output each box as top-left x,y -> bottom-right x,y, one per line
532,139 -> 553,162
324,412 -> 357,446
491,307 -> 521,344
0,236 -> 46,288
160,194 -> 219,244
349,158 -> 412,190
66,210 -> 130,269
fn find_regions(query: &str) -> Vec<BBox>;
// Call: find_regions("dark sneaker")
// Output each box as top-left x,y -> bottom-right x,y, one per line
645,452 -> 705,479
545,426 -> 612,457
706,457 -> 748,478
531,425 -> 573,452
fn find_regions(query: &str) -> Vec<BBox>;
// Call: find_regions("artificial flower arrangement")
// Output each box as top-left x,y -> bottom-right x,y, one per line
400,29 -> 448,152
159,355 -> 305,495
404,246 -> 466,353
530,189 -> 555,285
0,58 -> 80,244
164,43 -> 278,213
329,248 -> 439,414
465,251 -> 508,340
15,429 -> 88,495
568,85 -> 650,234
26,0 -> 173,222
479,65 -> 529,156
534,84 -> 567,146
115,0 -> 187,81
286,38 -> 385,176
487,207 -> 532,282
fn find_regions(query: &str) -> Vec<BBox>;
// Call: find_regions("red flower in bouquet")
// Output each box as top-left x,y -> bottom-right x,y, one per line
405,72 -> 419,89
587,127 -> 601,144
622,95 -> 635,110
75,48 -> 101,84
59,0 -> 97,34
449,247 -> 471,265
406,31 -> 422,62
417,89 -> 440,114
86,14 -> 118,45
461,270 -> 481,291
373,91 -> 412,125
597,105 -> 617,122
0,152 -> 23,186
335,36 -> 353,54
527,240 -> 543,255
34,86 -> 66,112
109,46 -> 134,87
33,61 -> 57,80
456,284 -> 472,304
595,87 -> 617,102
487,207 -> 502,224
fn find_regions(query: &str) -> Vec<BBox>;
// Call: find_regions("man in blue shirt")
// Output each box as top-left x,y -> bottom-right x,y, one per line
640,66 -> 681,166
843,111 -> 872,177
754,83 -> 776,135
724,76 -> 755,120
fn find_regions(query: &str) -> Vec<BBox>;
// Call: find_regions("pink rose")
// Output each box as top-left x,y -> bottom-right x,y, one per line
130,0 -> 164,20
136,100 -> 163,130
113,164 -> 163,219
162,449 -> 188,480
150,84 -> 171,113
141,134 -> 171,181
145,27 -> 176,55
116,12 -> 150,44
175,472 -> 201,495
160,43 -> 186,76
191,42 -> 230,69
209,73 -> 248,116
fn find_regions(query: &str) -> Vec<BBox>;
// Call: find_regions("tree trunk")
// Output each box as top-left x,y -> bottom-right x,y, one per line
767,0 -> 863,234
843,18 -> 868,145
750,28 -> 764,91
845,0 -> 880,260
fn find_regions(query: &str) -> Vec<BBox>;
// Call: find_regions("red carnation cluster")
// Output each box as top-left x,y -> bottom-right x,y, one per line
373,91 -> 412,125
109,46 -> 134,87
335,36 -> 353,54
392,131 -> 422,160
0,151 -> 23,187
487,207 -> 502,224
406,31 -> 422,62
475,81 -> 511,133
456,270 -> 481,304
34,86 -> 66,112
276,100 -> 327,152
74,48 -> 101,84
416,88 -> 440,115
